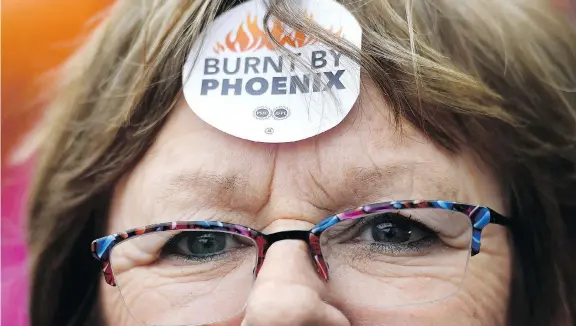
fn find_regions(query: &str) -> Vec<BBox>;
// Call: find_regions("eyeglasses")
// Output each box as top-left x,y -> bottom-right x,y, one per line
92,199 -> 509,326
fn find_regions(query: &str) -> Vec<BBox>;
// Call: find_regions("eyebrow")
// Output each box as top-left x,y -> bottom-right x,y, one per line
153,162 -> 461,219
335,163 -> 459,209
157,171 -> 249,207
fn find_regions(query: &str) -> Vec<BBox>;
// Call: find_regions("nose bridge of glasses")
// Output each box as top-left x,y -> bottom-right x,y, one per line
256,229 -> 329,281
266,230 -> 311,245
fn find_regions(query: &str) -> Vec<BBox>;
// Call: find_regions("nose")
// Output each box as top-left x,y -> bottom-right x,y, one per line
240,240 -> 351,326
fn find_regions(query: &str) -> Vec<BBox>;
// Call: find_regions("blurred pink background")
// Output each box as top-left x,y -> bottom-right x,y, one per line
2,160 -> 34,326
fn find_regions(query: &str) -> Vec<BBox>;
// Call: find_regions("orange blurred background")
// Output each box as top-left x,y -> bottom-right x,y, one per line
2,0 -> 112,169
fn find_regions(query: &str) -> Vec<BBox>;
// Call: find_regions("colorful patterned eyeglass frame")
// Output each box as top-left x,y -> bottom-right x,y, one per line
91,199 -> 510,286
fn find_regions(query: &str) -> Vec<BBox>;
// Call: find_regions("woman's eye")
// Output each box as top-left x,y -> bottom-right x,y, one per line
356,213 -> 434,245
183,232 -> 227,256
161,231 -> 247,262
371,221 -> 412,243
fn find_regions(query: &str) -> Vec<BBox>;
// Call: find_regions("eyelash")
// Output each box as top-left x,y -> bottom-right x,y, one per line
368,237 -> 438,254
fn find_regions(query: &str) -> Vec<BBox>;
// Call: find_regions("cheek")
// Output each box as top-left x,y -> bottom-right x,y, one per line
100,259 -> 255,325
100,280 -> 140,326
458,225 -> 513,323
340,298 -> 487,326
325,254 -> 470,307
334,228 -> 512,325
339,276 -> 510,326
331,280 -> 502,326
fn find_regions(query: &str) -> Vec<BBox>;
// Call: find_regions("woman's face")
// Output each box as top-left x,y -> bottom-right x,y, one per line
101,79 -> 512,326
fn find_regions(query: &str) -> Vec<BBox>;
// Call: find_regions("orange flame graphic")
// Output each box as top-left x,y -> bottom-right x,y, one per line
213,13 -> 343,54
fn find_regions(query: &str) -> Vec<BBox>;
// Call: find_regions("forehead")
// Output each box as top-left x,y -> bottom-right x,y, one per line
109,80 -> 503,231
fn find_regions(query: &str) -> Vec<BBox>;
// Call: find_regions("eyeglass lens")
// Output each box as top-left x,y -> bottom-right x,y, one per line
109,208 -> 472,325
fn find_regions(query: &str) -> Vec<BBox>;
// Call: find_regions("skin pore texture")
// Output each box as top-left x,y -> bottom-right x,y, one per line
101,79 -> 512,326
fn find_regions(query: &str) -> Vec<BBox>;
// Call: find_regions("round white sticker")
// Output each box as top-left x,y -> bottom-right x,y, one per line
182,0 -> 362,143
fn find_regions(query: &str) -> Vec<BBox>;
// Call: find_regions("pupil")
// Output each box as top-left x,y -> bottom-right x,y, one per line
188,232 -> 226,255
371,221 -> 411,243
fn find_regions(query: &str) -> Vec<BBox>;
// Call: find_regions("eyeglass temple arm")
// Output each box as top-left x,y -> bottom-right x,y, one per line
489,208 -> 511,226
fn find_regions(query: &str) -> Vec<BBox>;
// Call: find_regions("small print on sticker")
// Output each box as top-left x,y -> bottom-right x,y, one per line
182,0 -> 362,143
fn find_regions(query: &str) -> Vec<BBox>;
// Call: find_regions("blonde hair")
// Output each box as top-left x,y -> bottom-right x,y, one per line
28,1 -> 576,325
